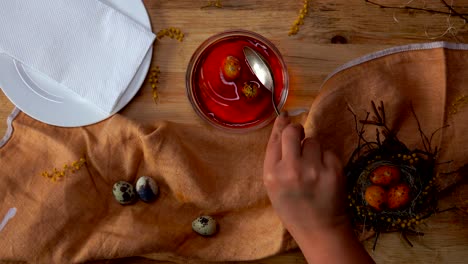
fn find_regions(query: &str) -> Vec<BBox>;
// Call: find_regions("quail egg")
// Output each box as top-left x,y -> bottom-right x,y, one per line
112,181 -> 136,205
192,216 -> 218,236
136,176 -> 159,203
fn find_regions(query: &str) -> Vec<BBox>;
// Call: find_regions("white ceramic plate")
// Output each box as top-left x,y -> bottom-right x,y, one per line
0,0 -> 153,127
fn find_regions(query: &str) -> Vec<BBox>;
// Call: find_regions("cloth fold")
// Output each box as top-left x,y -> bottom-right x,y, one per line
304,44 -> 468,188
0,113 -> 290,263
0,42 -> 467,263
0,0 -> 155,114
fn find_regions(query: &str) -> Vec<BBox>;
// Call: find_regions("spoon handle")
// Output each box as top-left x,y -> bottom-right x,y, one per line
272,92 -> 280,116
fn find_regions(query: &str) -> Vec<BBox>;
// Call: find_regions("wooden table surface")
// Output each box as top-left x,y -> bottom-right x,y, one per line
1,0 -> 468,263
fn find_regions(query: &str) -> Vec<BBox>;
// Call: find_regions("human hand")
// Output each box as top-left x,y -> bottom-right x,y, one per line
263,112 -> 375,264
263,112 -> 349,238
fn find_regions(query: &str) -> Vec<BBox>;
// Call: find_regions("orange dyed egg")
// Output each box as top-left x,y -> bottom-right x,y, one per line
241,81 -> 260,100
387,183 -> 411,210
221,55 -> 241,80
364,185 -> 387,212
370,165 -> 401,186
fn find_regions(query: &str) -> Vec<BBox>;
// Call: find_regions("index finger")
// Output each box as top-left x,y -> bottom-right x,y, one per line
264,112 -> 291,170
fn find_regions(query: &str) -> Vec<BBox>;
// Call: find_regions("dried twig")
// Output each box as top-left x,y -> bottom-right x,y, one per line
410,103 -> 431,154
360,101 -> 392,136
402,230 -> 414,247
372,231 -> 380,251
439,0 -> 468,21
348,106 -> 374,155
365,0 -> 468,23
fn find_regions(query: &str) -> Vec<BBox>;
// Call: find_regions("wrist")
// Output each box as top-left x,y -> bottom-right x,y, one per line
287,219 -> 375,264
286,213 -> 352,243
290,218 -> 354,247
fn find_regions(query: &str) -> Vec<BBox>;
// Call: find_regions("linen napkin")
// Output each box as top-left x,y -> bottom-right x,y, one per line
0,42 -> 467,263
0,0 -> 155,114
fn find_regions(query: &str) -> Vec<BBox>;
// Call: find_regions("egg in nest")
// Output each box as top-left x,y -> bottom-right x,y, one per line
370,165 -> 401,186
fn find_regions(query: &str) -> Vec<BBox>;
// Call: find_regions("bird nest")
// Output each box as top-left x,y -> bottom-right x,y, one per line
345,101 -> 445,250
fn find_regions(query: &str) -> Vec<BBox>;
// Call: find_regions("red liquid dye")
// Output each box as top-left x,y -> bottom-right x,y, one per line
192,35 -> 285,129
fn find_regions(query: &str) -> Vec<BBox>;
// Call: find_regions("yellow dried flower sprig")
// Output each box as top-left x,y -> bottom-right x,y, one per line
366,153 -> 420,166
201,0 -> 223,9
149,27 -> 184,105
156,27 -> 184,42
289,0 -> 309,36
148,67 -> 161,103
41,157 -> 87,182
449,95 -> 468,116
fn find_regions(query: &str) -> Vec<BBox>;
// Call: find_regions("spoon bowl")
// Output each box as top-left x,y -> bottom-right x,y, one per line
243,46 -> 280,116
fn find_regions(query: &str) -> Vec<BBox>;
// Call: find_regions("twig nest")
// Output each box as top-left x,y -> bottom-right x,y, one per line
192,216 -> 218,236
113,181 -> 136,205
136,176 -> 159,203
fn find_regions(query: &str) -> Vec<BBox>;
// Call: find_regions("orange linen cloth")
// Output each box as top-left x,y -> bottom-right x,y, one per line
0,43 -> 467,263
0,114 -> 294,263
304,44 -> 468,190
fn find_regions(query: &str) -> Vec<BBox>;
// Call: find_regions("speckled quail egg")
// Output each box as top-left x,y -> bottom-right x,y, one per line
112,181 -> 136,205
136,176 -> 159,203
192,216 -> 218,236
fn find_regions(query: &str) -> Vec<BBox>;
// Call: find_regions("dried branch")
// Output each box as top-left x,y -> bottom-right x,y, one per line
437,206 -> 458,213
439,0 -> 468,21
429,124 -> 450,149
380,101 -> 386,126
360,101 -> 392,136
376,128 -> 382,146
402,230 -> 414,247
436,159 -> 453,165
365,0 -> 468,23
348,106 -> 373,154
372,101 -> 382,123
372,231 -> 380,251
405,229 -> 424,236
410,103 -> 431,153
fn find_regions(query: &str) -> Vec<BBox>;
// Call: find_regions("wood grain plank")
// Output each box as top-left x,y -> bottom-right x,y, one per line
1,0 -> 467,263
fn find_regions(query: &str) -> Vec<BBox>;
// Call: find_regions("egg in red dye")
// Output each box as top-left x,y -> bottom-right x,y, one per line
189,32 -> 287,130
221,55 -> 241,80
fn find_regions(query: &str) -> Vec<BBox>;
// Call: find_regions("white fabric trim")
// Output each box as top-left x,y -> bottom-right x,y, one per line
0,207 -> 17,233
322,41 -> 468,86
0,107 -> 20,148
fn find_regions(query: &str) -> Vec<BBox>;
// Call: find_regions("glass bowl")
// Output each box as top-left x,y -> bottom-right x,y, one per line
186,30 -> 289,132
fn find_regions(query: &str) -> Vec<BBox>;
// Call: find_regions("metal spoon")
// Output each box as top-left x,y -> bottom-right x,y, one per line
243,46 -> 280,116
